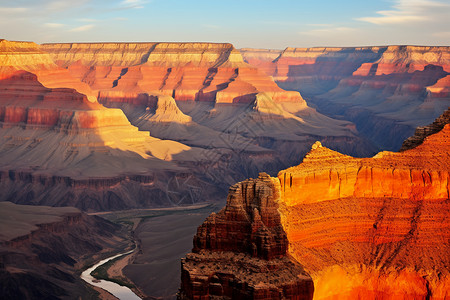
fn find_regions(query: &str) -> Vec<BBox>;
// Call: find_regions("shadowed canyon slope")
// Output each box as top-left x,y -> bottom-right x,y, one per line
242,46 -> 450,151
0,39 -> 375,210
0,202 -> 130,299
180,110 -> 450,299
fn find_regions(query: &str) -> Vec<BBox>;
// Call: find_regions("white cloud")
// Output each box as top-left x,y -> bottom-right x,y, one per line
69,24 -> 95,32
46,0 -> 90,12
357,0 -> 450,25
120,0 -> 148,9
44,23 -> 65,28
0,7 -> 28,13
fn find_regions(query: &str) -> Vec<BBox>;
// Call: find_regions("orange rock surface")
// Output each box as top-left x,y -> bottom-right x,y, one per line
277,123 -> 450,299
184,111 -> 449,299
41,42 -> 303,104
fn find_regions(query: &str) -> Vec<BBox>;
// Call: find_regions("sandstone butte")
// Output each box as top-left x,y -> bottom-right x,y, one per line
241,46 -> 450,151
180,109 -> 450,299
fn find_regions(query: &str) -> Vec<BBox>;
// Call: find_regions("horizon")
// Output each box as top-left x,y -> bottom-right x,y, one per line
3,39 -> 450,51
0,0 -> 449,49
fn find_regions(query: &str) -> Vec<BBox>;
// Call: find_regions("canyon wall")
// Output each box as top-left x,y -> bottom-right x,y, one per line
0,40 -> 228,210
0,39 -> 379,210
181,111 -> 450,299
179,173 -> 314,299
0,202 -> 130,299
242,46 -> 450,151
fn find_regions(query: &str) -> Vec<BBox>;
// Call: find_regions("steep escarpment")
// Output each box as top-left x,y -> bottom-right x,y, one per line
182,113 -> 450,299
0,39 -> 378,210
278,125 -> 450,299
179,173 -> 314,299
41,41 -> 376,179
0,202 -> 130,299
0,40 -> 225,210
242,46 -> 450,151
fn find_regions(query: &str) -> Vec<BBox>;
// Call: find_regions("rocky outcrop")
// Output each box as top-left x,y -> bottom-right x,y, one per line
242,46 -> 450,151
278,124 -> 450,299
182,112 -> 450,299
179,173 -> 314,299
400,107 -> 450,151
0,202 -> 130,299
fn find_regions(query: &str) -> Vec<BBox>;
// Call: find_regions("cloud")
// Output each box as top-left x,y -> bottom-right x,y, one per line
69,24 -> 95,32
120,0 -> 148,9
0,7 -> 28,13
46,0 -> 90,11
44,23 -> 65,28
357,0 -> 450,25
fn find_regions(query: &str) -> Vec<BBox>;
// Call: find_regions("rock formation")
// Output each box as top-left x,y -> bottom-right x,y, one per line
0,201 -> 130,299
179,173 -> 314,299
400,107 -> 450,151
242,46 -> 450,151
0,39 -> 379,210
0,40 -> 223,210
181,111 -> 450,299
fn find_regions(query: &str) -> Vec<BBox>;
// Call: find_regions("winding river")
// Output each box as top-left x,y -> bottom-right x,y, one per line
81,250 -> 141,300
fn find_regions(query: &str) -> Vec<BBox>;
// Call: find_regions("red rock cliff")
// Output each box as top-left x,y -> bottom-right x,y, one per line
182,111 -> 450,299
179,173 -> 314,299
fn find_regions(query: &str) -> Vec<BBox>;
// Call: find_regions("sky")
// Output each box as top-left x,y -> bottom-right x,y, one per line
0,0 -> 449,49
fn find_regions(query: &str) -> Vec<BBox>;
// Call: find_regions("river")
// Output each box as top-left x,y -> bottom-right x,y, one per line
81,250 -> 141,300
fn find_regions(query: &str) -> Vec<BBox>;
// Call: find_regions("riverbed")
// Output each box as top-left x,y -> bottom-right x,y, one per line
81,250 -> 141,300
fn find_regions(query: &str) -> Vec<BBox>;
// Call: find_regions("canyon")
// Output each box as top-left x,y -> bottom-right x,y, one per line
0,39 -> 374,211
180,109 -> 450,299
0,202 -> 130,299
241,46 -> 450,151
0,38 -> 449,299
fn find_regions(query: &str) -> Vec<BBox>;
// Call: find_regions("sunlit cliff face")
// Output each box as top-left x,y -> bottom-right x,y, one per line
277,124 -> 450,299
180,112 -> 449,299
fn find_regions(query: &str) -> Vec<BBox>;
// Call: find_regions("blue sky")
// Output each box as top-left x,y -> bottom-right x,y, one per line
1,0 -> 449,48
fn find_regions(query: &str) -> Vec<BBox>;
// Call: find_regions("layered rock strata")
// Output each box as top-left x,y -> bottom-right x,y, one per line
179,173 -> 314,299
41,42 -> 302,104
0,40 -> 222,210
242,46 -> 450,151
182,113 -> 450,299
42,42 -> 374,162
